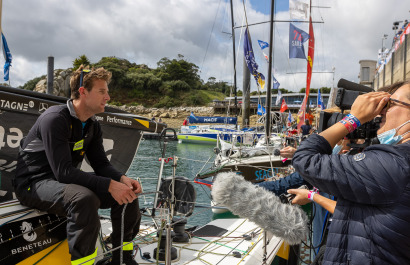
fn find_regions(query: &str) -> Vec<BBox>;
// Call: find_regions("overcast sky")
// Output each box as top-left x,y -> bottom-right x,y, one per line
1,0 -> 409,93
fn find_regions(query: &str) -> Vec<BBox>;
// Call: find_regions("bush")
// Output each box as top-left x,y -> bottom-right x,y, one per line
185,94 -> 205,106
168,80 -> 190,92
20,76 -> 45,91
154,96 -> 177,108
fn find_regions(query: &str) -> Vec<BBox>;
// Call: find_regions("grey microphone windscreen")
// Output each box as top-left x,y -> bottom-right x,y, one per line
212,172 -> 308,245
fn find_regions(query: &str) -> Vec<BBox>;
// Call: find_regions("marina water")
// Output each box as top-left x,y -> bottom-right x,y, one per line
100,138 -> 217,228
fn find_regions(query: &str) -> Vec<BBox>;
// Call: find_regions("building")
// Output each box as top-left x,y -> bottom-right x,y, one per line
373,21 -> 410,89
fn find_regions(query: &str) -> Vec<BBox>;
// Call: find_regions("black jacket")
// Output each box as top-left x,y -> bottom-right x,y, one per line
293,134 -> 410,265
14,100 -> 122,193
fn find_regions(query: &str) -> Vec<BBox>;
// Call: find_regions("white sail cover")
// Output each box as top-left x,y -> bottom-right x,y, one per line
289,0 -> 309,20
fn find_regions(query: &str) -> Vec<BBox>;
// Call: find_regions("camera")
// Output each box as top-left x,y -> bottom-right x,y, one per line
279,185 -> 309,204
318,79 -> 381,145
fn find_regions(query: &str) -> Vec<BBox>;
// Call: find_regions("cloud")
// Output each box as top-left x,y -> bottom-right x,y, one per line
1,0 -> 409,93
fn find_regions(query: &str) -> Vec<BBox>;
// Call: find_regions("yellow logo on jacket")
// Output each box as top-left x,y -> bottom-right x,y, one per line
73,139 -> 84,151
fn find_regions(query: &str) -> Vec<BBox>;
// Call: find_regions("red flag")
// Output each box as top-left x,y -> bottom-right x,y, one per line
297,16 -> 315,129
280,98 -> 288,112
306,16 -> 315,97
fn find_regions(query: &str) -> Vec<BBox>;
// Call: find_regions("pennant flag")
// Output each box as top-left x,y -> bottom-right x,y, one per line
275,89 -> 282,105
258,40 -> 269,50
2,32 -> 12,81
257,103 -> 266,116
280,98 -> 288,112
257,39 -> 280,91
244,28 -> 265,89
289,0 -> 309,20
318,88 -> 325,109
306,17 -> 315,98
296,95 -> 307,129
257,40 -> 269,61
287,110 -> 295,127
297,16 -> 315,130
273,75 -> 280,89
289,23 -> 310,59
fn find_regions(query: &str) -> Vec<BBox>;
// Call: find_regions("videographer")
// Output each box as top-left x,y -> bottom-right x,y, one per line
292,81 -> 410,264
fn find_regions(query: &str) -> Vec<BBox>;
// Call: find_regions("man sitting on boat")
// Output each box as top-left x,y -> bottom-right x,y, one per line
13,66 -> 141,265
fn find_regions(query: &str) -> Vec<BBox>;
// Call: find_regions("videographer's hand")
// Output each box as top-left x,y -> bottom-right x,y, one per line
287,189 -> 310,205
320,92 -> 390,147
280,146 -> 297,158
350,92 -> 391,124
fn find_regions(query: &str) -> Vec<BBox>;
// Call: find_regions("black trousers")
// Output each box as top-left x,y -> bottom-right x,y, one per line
15,179 -> 141,261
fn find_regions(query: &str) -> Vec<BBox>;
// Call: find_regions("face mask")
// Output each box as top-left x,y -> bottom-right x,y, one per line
332,144 -> 343,154
377,120 -> 410,145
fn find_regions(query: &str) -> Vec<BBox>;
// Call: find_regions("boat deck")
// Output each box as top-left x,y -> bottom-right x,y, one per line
101,218 -> 284,265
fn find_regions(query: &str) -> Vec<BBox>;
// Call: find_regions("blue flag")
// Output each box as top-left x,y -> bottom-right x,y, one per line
273,75 -> 280,89
2,33 -> 12,81
318,88 -> 326,109
257,40 -> 269,50
289,23 -> 310,59
257,104 -> 266,116
244,28 -> 265,89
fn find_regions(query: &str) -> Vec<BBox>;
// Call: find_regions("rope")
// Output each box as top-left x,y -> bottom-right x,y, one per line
33,239 -> 67,265
120,203 -> 128,265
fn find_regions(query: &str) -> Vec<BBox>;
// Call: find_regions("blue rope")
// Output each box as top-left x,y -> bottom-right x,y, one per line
0,210 -> 35,228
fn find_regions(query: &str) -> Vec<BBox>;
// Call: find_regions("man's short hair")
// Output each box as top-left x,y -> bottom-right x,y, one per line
70,65 -> 112,99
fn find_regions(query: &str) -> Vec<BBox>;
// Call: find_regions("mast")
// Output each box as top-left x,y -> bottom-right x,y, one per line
229,0 -> 238,124
265,0 -> 275,140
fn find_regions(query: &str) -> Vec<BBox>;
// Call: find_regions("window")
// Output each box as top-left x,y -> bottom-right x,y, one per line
362,67 -> 370,81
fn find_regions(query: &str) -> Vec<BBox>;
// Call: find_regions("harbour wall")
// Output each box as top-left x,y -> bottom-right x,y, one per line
375,33 -> 410,89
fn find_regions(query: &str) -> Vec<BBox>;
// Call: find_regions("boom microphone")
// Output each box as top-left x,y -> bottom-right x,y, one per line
337,78 -> 374,93
212,172 -> 308,245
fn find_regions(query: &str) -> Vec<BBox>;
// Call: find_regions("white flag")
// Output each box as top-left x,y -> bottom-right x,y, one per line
289,0 -> 309,20
275,89 -> 282,106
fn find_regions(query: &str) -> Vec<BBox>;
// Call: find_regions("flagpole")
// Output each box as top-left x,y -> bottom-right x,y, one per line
265,0 -> 275,141
229,0 -> 238,125
0,0 -> 3,33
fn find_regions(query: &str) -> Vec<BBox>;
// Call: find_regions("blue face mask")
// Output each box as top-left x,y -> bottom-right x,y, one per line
377,120 -> 410,145
332,144 -> 343,154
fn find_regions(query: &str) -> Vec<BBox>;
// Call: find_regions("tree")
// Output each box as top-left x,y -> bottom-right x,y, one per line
300,87 -> 331,93
93,57 -> 137,90
20,76 -> 45,91
156,56 -> 201,89
73,55 -> 91,70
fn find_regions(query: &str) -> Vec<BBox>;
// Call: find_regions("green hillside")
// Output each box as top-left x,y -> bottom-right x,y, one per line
21,55 -> 230,108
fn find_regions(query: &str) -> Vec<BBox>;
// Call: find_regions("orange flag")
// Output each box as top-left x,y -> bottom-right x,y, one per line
297,16 -> 315,129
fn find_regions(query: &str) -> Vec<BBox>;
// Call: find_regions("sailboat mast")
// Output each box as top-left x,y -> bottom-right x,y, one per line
229,0 -> 238,123
265,0 -> 275,139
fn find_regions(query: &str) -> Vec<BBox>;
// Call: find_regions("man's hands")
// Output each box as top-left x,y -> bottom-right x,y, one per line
280,146 -> 297,158
120,175 -> 142,193
108,175 -> 142,205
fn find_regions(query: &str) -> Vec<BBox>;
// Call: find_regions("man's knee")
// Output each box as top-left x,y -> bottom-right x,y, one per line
63,184 -> 101,213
